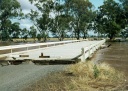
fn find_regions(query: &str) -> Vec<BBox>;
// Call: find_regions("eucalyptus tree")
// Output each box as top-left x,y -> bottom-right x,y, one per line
93,11 -> 105,37
80,9 -> 96,39
51,14 -> 71,41
28,0 -> 53,42
0,0 -> 22,41
64,0 -> 93,40
50,0 -> 71,41
119,0 -> 128,38
95,0 -> 124,40
119,0 -> 128,20
20,28 -> 29,41
10,22 -> 21,38
29,26 -> 37,41
121,28 -> 128,39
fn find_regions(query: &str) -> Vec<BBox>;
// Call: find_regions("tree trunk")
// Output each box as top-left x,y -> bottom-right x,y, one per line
76,29 -> 80,40
108,34 -> 114,41
59,37 -> 62,41
43,36 -> 47,42
83,33 -> 86,39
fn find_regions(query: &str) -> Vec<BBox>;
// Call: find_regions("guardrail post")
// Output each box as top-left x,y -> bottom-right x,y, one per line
89,48 -> 91,56
11,49 -> 12,53
10,46 -> 12,54
27,47 -> 28,51
81,47 -> 85,62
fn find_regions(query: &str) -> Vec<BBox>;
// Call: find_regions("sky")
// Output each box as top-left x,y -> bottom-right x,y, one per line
15,0 -> 37,29
18,0 -> 105,15
17,0 -> 105,35
90,0 -> 104,9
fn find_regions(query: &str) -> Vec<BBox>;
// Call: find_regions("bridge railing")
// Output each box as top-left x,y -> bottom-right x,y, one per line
0,40 -> 85,55
81,39 -> 106,62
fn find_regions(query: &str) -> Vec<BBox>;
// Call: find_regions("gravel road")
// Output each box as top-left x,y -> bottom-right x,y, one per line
0,63 -> 66,91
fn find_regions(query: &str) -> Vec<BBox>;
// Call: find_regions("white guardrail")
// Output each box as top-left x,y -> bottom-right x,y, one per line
0,40 -> 85,55
81,39 -> 106,62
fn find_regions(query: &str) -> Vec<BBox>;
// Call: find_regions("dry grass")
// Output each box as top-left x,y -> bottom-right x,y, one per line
67,61 -> 126,91
23,62 -> 127,91
12,38 -> 77,42
12,38 -> 89,43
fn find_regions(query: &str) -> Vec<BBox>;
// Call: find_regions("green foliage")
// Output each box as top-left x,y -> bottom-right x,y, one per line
37,34 -> 42,41
1,30 -> 10,41
28,0 -> 53,42
51,14 -> 71,41
94,0 -> 123,40
11,22 -> 21,38
0,0 -> 21,18
29,26 -> 37,41
20,28 -> 29,40
1,0 -> 128,41
28,0 -> 94,41
93,64 -> 100,79
0,0 -> 22,41
120,0 -> 128,26
65,0 -> 94,40
49,0 -> 70,41
121,29 -> 128,39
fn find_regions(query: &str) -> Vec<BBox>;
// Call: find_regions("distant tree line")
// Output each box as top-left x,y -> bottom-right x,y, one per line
0,0 -> 128,41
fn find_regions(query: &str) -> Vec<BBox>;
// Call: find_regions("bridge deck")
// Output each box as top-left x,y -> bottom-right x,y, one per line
0,40 -> 105,63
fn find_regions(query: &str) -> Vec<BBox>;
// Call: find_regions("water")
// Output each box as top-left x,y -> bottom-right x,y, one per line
93,42 -> 128,76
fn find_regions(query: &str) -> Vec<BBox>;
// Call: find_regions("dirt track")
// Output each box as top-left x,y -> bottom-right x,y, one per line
0,63 -> 66,91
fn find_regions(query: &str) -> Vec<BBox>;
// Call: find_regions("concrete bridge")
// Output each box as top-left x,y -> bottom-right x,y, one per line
0,39 -> 106,65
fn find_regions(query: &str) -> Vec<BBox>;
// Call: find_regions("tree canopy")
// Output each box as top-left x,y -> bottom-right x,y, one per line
0,0 -> 128,41
64,0 -> 94,40
28,0 -> 53,42
92,0 -> 128,40
0,0 -> 22,41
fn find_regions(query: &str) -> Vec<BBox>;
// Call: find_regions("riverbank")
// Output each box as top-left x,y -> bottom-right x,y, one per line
92,42 -> 128,77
